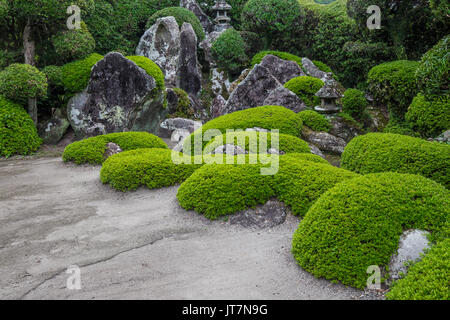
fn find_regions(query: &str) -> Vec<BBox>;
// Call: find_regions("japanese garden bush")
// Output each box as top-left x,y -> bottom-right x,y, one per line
284,76 -> 324,107
251,51 -> 303,68
415,35 -> 449,97
61,53 -> 103,94
211,28 -> 248,75
0,63 -> 47,104
169,88 -> 194,119
146,7 -> 205,41
280,152 -> 328,165
183,106 -> 303,155
341,88 -> 367,119
405,93 -> 450,138
52,21 -> 95,63
367,60 -> 420,120
386,238 -> 450,300
298,110 -> 330,132
292,172 -> 450,289
341,133 -> 450,188
203,132 -> 311,155
126,56 -> 165,92
62,132 -> 168,165
100,148 -> 203,192
0,96 -> 42,157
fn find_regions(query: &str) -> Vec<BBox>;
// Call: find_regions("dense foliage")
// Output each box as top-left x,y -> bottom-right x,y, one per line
169,88 -> 193,119
0,96 -> 42,157
341,133 -> 450,188
298,110 -> 330,132
211,28 -> 248,75
251,51 -> 303,67
292,172 -> 449,289
52,21 -> 95,64
126,55 -> 165,92
62,132 -> 167,165
60,53 -> 103,94
284,76 -> 324,107
341,88 -> 368,119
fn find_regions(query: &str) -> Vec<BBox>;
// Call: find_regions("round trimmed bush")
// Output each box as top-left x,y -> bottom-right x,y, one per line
100,148 -> 202,192
312,60 -> 333,73
126,56 -> 165,92
183,106 -> 303,155
284,76 -> 324,107
52,21 -> 95,63
367,60 -> 420,120
416,35 -> 449,97
251,51 -> 303,67
342,88 -> 368,119
61,53 -> 103,94
405,93 -> 450,138
146,7 -> 205,41
211,28 -> 247,74
298,110 -> 330,132
386,238 -> 450,300
280,152 -> 328,165
62,132 -> 168,165
0,96 -> 42,157
292,172 -> 450,289
0,63 -> 47,104
341,133 -> 450,188
204,132 -> 311,155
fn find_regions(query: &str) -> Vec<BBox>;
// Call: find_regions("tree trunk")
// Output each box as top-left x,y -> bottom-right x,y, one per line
23,19 -> 38,124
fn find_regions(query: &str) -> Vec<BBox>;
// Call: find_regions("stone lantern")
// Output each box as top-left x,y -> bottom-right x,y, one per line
212,0 -> 232,32
314,75 -> 342,114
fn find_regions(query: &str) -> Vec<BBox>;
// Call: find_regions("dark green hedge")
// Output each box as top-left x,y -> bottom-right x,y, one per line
61,53 -> 104,94
0,96 -> 42,157
386,238 -> 450,300
341,133 -> 450,188
183,106 -> 303,155
284,76 -> 324,107
342,88 -> 367,119
292,172 -> 450,289
62,132 -> 168,165
211,28 -> 248,74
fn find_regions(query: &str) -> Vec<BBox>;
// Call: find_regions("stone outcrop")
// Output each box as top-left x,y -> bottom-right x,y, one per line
199,31 -> 224,67
210,94 -> 227,119
329,115 -> 364,142
259,54 -> 305,84
180,0 -> 214,34
177,23 -> 202,96
230,200 -> 288,229
302,127 -> 347,155
67,52 -> 166,138
103,142 -> 122,159
302,57 -> 327,80
38,109 -> 70,144
136,16 -> 181,86
263,87 -> 307,113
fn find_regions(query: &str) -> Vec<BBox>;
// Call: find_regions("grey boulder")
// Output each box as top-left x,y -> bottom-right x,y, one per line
302,57 -> 327,80
230,200 -> 288,229
302,128 -> 347,155
180,0 -> 213,34
260,54 -> 305,84
103,142 -> 122,160
210,94 -> 227,119
177,23 -> 202,96
38,109 -> 70,145
263,87 -> 307,113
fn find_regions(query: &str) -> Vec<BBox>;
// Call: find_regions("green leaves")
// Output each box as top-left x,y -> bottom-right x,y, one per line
211,28 -> 247,75
298,110 -> 331,132
341,88 -> 367,119
284,76 -> 324,107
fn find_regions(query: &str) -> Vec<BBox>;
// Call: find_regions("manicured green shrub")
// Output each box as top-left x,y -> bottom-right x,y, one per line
386,238 -> 450,300
52,21 -> 95,63
61,53 -> 103,94
298,110 -> 330,132
292,172 -> 450,289
211,28 -> 248,75
177,162 -> 275,220
100,148 -> 202,192
146,7 -> 205,41
62,132 -> 168,165
273,156 -> 359,216
203,132 -> 311,154
405,93 -> 450,138
42,65 -> 63,88
415,35 -> 449,97
280,152 -> 328,165
367,60 -> 420,120
383,120 -> 419,137
0,96 -> 42,157
312,60 -> 333,73
251,51 -> 303,67
183,106 -> 303,155
342,88 -> 367,119
126,56 -> 165,92
169,88 -> 194,119
0,63 -> 47,104
239,31 -> 264,61
341,133 -> 450,188
284,76 -> 324,107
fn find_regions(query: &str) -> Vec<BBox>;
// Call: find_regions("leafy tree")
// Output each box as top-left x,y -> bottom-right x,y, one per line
211,28 -> 247,75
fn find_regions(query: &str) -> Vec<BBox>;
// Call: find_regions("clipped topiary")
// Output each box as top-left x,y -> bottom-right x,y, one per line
284,76 -> 324,107
415,35 -> 449,97
146,7 -> 205,41
405,93 -> 450,138
367,60 -> 419,120
0,96 -> 42,157
386,238 -> 450,300
203,132 -> 311,155
251,50 -> 302,67
211,28 -> 248,75
298,110 -> 330,132
341,88 -> 368,119
183,106 -> 303,155
292,172 -> 450,289
62,132 -> 168,165
61,53 -> 103,94
100,148 -> 203,192
52,21 -> 95,63
126,55 -> 165,92
341,133 -> 450,188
